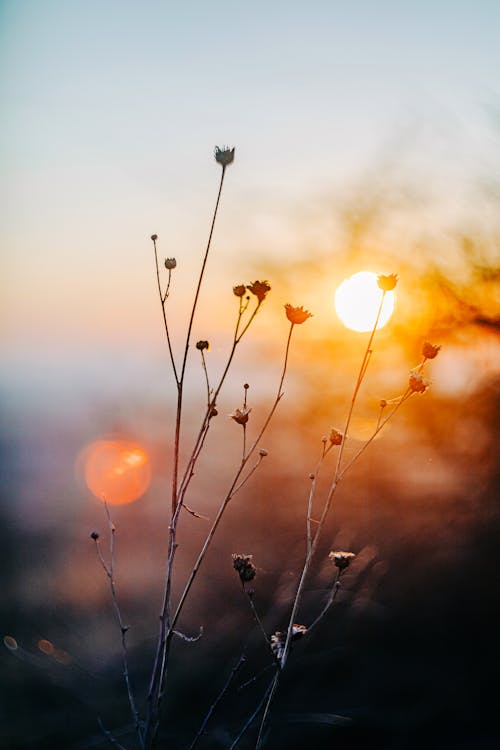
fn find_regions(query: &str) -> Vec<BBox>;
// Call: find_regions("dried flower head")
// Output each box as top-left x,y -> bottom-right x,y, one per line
150,234 -> 158,241
284,304 -> 313,325
196,340 -> 210,351
164,258 -> 177,270
291,624 -> 308,639
377,273 -> 398,292
232,554 -> 256,584
229,406 -> 252,425
258,448 -> 268,457
233,284 -> 246,297
329,550 -> 356,570
422,342 -> 441,360
409,370 -> 430,393
90,531 -> 100,541
329,428 -> 343,446
270,631 -> 285,660
214,146 -> 235,167
209,405 -> 218,418
247,280 -> 271,303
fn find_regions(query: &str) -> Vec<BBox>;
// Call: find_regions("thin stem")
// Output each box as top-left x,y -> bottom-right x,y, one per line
94,503 -> 142,748
244,591 -> 271,650
97,718 -> 130,750
254,673 -> 280,750
180,166 -> 226,384
229,675 -> 278,750
187,653 -> 246,750
333,291 -> 386,481
152,237 -> 178,385
169,323 -> 295,637
307,569 -> 342,633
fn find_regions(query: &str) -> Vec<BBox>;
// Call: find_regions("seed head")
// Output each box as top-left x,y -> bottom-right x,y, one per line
377,273 -> 398,292
150,234 -> 158,241
196,340 -> 210,351
422,342 -> 441,360
229,406 -> 251,425
232,553 -> 256,584
247,280 -> 271,303
284,304 -> 313,325
233,284 -> 246,297
259,448 -> 268,457
329,550 -> 356,570
329,428 -> 343,446
164,258 -> 176,270
90,531 -> 99,541
409,370 -> 430,393
214,146 -> 235,167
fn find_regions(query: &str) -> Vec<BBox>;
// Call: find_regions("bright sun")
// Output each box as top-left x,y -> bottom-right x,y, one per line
334,271 -> 395,332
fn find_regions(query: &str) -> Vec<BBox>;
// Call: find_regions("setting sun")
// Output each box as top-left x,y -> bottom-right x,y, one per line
81,438 -> 151,505
334,271 -> 395,332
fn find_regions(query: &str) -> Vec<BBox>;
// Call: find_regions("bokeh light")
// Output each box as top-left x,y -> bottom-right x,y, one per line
80,438 -> 151,505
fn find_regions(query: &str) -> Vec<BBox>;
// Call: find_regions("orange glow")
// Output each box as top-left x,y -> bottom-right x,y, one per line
335,271 -> 395,332
82,438 -> 151,505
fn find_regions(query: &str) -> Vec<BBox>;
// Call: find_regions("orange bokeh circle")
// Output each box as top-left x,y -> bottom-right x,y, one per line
82,438 -> 151,505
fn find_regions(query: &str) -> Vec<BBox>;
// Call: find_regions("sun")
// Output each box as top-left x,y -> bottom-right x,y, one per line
334,271 -> 395,332
80,438 -> 151,505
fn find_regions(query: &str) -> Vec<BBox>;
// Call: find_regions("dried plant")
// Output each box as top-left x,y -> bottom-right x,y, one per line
91,147 -> 441,750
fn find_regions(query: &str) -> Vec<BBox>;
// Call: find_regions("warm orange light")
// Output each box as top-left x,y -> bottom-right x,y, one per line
335,271 -> 395,332
82,438 -> 151,505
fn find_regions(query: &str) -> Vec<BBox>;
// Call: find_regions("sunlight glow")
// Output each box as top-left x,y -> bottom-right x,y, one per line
334,271 -> 395,332
82,439 -> 151,505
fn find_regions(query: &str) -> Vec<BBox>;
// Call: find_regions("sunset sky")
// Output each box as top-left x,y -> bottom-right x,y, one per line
1,0 -> 499,404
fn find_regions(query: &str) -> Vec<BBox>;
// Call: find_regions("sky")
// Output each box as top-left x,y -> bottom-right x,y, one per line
1,0 -> 499,404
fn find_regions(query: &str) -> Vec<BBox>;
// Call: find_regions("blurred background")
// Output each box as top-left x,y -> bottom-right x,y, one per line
1,1 -> 499,748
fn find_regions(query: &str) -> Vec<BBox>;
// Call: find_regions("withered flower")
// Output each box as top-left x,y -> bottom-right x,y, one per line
196,340 -> 210,351
229,406 -> 251,425
214,146 -> 235,167
90,531 -> 100,541
150,234 -> 158,241
284,304 -> 313,324
233,284 -> 246,297
270,631 -> 285,660
409,370 -> 430,394
291,624 -> 308,639
329,550 -> 356,570
422,342 -> 441,360
164,258 -> 176,270
329,428 -> 343,446
232,554 -> 256,584
247,280 -> 271,303
377,273 -> 398,292
258,448 -> 268,457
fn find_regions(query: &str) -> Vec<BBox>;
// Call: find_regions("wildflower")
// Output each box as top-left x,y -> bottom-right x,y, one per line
232,554 -> 256,584
422,342 -> 441,360
377,273 -> 398,292
90,531 -> 100,541
329,428 -> 343,446
233,284 -> 246,297
329,550 -> 356,570
259,448 -> 268,457
247,280 -> 271,303
196,340 -> 210,351
229,406 -> 252,425
270,631 -> 285,660
409,370 -> 430,394
164,258 -> 177,270
270,625 -> 307,660
214,146 -> 235,167
291,624 -> 308,639
150,234 -> 158,241
284,304 -> 313,325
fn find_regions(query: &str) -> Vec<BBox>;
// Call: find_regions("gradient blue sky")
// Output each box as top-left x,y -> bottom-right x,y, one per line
1,0 -> 499,398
